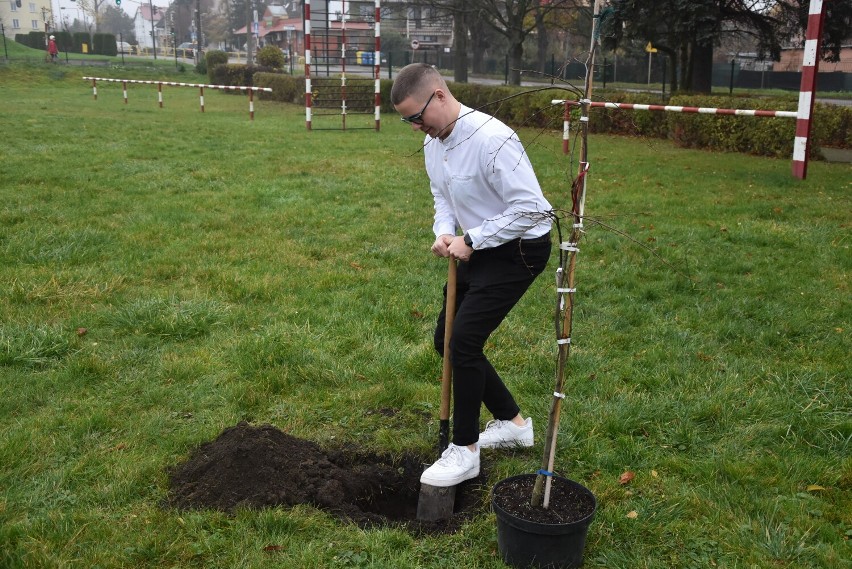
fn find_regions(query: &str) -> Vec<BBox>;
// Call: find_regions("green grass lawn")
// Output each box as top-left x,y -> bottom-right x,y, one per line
0,63 -> 849,568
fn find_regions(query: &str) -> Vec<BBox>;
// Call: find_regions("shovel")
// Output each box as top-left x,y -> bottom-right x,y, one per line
416,257 -> 458,522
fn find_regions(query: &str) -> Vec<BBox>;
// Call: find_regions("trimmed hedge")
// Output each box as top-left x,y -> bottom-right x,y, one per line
253,73 -> 850,156
210,64 -> 274,89
54,31 -> 73,53
254,72 -> 304,104
205,50 -> 229,83
73,32 -> 92,54
93,33 -> 117,56
27,31 -> 46,50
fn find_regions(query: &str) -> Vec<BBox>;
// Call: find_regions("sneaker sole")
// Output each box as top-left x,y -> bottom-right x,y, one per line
478,439 -> 534,449
420,465 -> 480,487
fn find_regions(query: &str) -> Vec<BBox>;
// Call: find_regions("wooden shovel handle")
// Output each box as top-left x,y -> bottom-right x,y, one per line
438,258 -> 457,452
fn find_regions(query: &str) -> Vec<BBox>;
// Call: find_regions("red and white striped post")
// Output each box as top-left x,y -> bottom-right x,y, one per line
123,81 -> 128,104
792,0 -> 826,180
249,89 -> 255,121
158,82 -> 163,108
374,0 -> 381,131
199,86 -> 205,113
91,78 -> 97,100
304,0 -> 313,130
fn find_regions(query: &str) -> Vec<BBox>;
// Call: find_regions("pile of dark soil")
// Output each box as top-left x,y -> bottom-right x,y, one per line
166,422 -> 487,533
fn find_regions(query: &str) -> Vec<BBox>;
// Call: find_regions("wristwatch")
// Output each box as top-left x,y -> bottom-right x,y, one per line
463,233 -> 473,248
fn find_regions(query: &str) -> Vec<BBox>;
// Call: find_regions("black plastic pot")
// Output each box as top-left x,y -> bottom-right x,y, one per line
492,474 -> 596,569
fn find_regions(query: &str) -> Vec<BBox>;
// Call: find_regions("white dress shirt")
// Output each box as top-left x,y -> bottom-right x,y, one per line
424,104 -> 553,249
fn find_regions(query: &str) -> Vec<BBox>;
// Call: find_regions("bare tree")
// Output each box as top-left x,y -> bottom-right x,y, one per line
474,0 -> 584,85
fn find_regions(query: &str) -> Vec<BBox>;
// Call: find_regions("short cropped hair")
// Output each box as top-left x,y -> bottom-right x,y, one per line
390,63 -> 448,105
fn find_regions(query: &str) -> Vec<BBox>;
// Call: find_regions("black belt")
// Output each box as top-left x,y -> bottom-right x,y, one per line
521,234 -> 551,244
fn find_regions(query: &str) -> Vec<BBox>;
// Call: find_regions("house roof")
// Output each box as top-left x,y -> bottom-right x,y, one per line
136,5 -> 166,23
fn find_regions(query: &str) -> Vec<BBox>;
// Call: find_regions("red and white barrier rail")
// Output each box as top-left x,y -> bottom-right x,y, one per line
552,98 -> 803,177
552,100 -> 798,118
83,77 -> 273,121
554,0 -> 826,180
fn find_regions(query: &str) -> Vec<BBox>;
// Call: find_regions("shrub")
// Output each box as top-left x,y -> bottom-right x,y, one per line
14,34 -> 29,48
195,59 -> 206,75
73,32 -> 92,54
27,32 -> 46,51
253,72 -> 302,103
257,45 -> 285,69
209,64 -> 273,89
92,33 -> 117,56
54,31 -> 73,53
205,50 -> 229,82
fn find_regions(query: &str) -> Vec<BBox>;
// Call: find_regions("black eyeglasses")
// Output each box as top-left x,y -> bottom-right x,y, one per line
400,91 -> 436,125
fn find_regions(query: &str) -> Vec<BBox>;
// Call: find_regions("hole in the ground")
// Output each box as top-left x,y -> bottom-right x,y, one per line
165,422 -> 488,534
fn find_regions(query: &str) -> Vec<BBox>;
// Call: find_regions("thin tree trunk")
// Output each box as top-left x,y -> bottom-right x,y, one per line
452,5 -> 468,83
536,4 -> 548,75
691,38 -> 713,93
508,31 -> 524,85
469,12 -> 486,74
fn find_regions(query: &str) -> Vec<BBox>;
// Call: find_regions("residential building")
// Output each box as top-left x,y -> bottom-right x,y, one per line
1,0 -> 53,39
133,3 -> 165,50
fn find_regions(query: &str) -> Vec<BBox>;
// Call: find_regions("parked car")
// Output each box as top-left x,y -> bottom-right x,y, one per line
177,42 -> 197,58
116,41 -> 135,55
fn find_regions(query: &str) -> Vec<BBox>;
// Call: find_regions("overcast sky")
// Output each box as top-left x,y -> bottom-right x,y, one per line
52,0 -> 171,22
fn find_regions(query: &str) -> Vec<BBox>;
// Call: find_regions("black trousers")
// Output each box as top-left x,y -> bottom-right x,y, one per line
434,236 -> 551,446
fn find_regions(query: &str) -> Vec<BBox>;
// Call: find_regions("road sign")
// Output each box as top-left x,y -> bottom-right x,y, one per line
645,42 -> 658,53
410,39 -> 419,50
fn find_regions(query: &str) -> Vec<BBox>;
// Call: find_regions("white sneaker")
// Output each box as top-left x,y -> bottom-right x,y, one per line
478,418 -> 534,448
419,443 -> 480,487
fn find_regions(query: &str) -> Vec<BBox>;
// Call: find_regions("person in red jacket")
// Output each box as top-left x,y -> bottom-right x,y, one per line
48,35 -> 58,63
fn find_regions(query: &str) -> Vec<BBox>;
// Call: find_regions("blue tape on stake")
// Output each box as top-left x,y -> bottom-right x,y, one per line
537,469 -> 554,477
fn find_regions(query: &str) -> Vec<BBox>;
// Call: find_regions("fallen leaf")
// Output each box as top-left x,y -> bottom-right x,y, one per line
651,470 -> 658,478
626,510 -> 639,519
76,327 -> 88,336
619,471 -> 635,485
806,484 -> 826,492
263,545 -> 284,552
349,262 -> 363,271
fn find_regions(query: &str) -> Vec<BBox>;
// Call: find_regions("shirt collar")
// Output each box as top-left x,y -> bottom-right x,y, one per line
440,104 -> 470,145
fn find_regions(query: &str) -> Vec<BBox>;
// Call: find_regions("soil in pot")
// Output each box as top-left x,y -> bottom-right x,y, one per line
492,474 -> 597,569
165,420 -> 488,534
492,474 -> 595,524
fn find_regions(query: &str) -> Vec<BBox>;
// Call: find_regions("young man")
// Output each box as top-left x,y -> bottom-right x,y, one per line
391,64 -> 553,487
